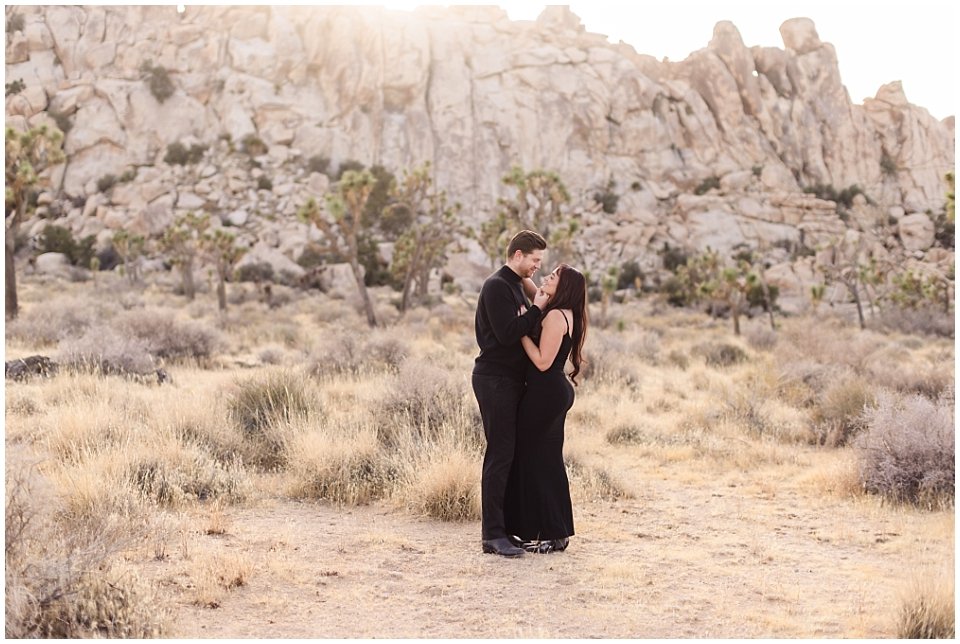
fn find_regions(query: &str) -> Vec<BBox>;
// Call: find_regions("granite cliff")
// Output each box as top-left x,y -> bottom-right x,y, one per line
5,5 -> 955,303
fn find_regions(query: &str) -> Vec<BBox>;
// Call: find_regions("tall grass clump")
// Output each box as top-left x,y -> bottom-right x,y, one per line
408,448 -> 480,521
854,390 -> 954,508
226,369 -> 316,467
286,427 -> 397,505
897,571 -> 955,638
811,373 -> 874,446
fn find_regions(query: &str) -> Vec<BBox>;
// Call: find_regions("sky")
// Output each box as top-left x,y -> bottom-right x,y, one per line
371,0 -> 957,121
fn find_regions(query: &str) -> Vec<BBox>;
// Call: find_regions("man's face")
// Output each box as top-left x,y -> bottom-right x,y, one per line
516,249 -> 544,278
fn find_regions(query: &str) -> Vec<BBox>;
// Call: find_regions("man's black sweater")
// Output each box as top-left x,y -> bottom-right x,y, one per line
473,265 -> 542,380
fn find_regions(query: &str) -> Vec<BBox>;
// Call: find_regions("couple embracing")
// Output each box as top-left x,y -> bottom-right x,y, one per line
472,230 -> 588,558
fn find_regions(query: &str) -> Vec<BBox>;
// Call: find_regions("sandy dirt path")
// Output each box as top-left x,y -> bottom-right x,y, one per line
156,456 -> 952,638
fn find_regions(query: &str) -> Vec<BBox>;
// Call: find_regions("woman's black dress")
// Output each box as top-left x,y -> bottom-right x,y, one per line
503,318 -> 575,541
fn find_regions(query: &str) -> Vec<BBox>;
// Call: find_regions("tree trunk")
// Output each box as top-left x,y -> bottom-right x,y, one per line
757,271 -> 776,331
182,256 -> 195,300
216,273 -> 227,312
5,237 -> 18,320
350,257 -> 377,327
850,283 -> 866,330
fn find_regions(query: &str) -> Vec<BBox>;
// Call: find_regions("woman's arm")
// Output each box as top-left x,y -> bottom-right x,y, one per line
521,309 -> 566,371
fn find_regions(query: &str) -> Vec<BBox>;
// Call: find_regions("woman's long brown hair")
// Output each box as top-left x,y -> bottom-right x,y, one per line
534,264 -> 588,385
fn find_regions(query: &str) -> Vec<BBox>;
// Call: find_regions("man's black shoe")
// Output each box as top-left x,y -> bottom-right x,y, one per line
481,538 -> 525,557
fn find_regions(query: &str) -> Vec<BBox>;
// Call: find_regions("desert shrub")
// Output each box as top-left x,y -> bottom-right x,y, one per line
811,373 -> 874,446
128,448 -> 246,507
692,342 -> 748,367
6,78 -> 25,97
140,62 -> 175,103
605,424 -> 647,445
306,154 -> 330,174
617,260 -> 643,290
287,429 -> 396,505
854,391 -> 954,508
7,12 -> 25,32
164,141 -> 206,165
580,332 -> 642,386
40,568 -> 167,638
897,572 -> 955,638
241,134 -> 267,156
96,173 -> 117,193
871,305 -> 954,338
666,349 -> 690,370
115,309 -> 223,362
258,345 -> 286,365
335,159 -> 365,180
56,326 -> 156,376
565,453 -> 631,502
744,326 -> 778,351
35,224 -> 96,267
377,360 -> 470,445
308,329 -> 409,377
235,262 -> 275,283
227,369 -> 316,465
5,463 -> 160,638
694,175 -> 720,195
593,186 -> 619,214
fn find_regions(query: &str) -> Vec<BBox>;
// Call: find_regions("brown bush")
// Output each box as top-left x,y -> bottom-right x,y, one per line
854,390 -> 954,508
56,326 -> 156,376
115,309 -> 224,362
5,462 -> 161,638
5,295 -> 106,346
376,360 -> 475,447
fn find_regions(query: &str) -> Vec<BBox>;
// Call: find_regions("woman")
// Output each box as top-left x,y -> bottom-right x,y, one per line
504,264 -> 588,553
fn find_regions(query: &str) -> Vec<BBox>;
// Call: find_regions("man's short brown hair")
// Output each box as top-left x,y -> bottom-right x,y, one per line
506,230 -> 547,258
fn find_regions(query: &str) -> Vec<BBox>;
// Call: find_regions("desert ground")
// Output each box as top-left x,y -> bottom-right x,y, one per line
4,270 -> 954,638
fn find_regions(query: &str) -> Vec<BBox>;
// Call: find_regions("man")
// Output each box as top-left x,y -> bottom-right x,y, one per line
472,230 -> 549,558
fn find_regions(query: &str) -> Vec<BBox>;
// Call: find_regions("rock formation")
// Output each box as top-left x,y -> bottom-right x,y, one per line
5,5 -> 954,304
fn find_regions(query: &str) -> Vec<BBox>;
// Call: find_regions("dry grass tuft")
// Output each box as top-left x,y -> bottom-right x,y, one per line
405,448 -> 480,521
286,427 -> 397,505
564,452 -> 631,502
811,372 -> 874,446
227,369 -> 317,466
191,551 -> 251,609
692,341 -> 748,367
897,569 -> 955,638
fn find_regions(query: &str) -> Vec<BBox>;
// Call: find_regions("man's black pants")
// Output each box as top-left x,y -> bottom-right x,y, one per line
472,372 -> 524,541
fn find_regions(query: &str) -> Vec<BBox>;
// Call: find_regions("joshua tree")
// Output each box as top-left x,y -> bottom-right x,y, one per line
298,169 -> 378,326
112,230 -> 146,284
5,125 -> 65,319
477,166 -> 576,267
160,211 -> 210,300
387,162 -> 464,312
200,228 -> 246,312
